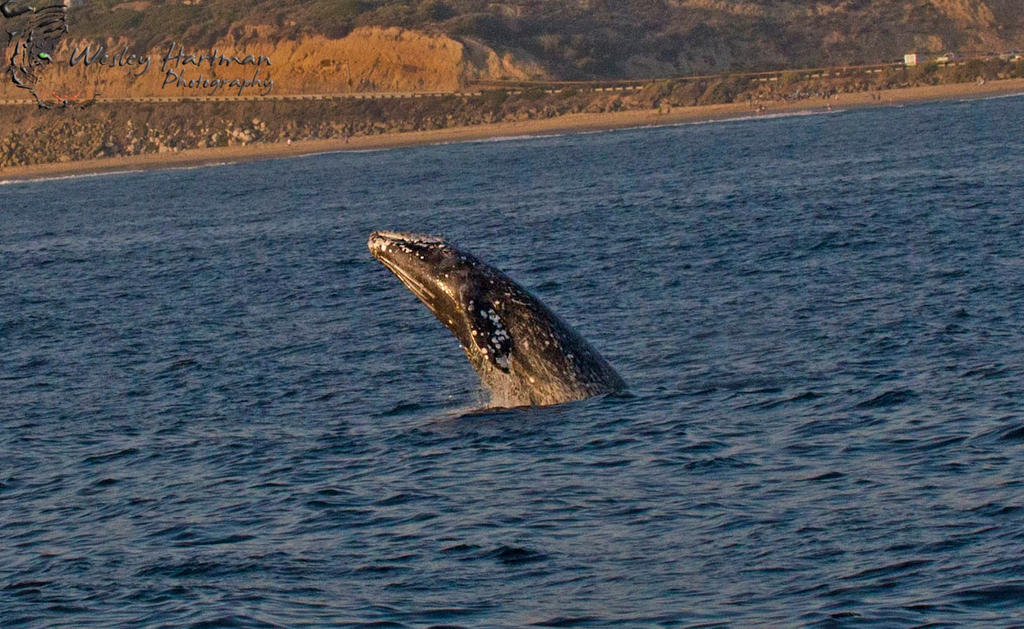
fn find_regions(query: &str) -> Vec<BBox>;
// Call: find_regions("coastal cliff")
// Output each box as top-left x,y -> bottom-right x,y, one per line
0,26 -> 546,99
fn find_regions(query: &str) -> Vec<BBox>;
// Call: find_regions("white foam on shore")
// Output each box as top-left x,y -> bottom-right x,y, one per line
0,169 -> 143,186
467,132 -> 568,144
970,91 -> 1024,102
0,160 -> 237,186
667,108 -> 841,128
291,148 -> 388,159
427,110 -> 845,148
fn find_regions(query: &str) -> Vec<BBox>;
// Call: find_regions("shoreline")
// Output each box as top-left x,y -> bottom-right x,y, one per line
3,78 -> 1023,183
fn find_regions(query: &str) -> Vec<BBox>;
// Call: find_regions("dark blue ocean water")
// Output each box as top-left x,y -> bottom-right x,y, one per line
2,95 -> 1024,627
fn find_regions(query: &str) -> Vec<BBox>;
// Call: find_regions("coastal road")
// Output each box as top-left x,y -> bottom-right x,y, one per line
0,83 -> 677,106
467,61 -> 908,91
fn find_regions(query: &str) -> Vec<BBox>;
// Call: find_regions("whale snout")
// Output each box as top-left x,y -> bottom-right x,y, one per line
367,230 -> 406,254
367,231 -> 391,258
368,231 -> 446,253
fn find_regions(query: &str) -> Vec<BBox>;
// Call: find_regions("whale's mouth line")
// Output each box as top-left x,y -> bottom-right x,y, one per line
369,231 -> 448,312
377,256 -> 441,311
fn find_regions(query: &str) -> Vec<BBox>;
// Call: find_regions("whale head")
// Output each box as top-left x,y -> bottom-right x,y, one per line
368,231 -> 486,351
368,231 -> 625,407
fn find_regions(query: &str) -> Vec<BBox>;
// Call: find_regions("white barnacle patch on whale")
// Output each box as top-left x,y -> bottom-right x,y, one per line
467,303 -> 513,372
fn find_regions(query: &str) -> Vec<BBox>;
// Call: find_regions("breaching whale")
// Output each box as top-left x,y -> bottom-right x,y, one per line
368,231 -> 626,407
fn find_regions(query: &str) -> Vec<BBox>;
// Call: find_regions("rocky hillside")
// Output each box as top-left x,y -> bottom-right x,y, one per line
1,0 -> 1022,97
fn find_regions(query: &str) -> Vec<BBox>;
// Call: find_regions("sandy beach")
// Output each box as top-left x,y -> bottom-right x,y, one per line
3,78 -> 1023,183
